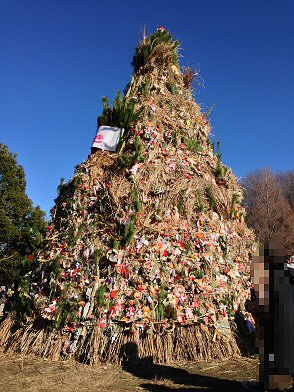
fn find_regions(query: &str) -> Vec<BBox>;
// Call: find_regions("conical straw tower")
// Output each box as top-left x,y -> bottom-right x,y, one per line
0,28 -> 255,364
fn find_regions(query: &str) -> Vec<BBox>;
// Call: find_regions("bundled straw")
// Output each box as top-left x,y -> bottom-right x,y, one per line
0,27 -> 255,365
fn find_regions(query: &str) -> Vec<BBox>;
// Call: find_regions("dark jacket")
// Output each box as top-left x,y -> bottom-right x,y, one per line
261,262 -> 294,376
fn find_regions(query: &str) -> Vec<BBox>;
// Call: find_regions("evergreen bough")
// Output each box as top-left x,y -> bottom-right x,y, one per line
132,29 -> 180,73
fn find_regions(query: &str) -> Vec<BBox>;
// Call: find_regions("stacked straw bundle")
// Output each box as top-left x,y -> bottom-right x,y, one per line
0,28 -> 255,364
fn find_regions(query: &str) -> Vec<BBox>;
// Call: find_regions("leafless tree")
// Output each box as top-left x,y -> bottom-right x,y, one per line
276,171 -> 294,211
241,168 -> 294,255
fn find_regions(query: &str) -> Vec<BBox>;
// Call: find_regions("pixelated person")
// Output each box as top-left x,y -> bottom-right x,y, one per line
243,239 -> 294,391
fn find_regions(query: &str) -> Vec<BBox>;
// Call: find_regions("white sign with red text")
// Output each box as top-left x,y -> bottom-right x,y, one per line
92,126 -> 124,152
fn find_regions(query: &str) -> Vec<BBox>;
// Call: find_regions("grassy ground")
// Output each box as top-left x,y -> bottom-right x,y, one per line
0,352 -> 258,392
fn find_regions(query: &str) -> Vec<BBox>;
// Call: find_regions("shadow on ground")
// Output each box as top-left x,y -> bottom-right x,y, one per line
121,342 -> 248,391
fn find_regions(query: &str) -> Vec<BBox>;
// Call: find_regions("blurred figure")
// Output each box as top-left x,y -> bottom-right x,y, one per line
243,239 -> 294,391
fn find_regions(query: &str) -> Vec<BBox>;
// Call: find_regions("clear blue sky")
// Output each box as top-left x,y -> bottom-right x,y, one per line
1,0 -> 294,216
